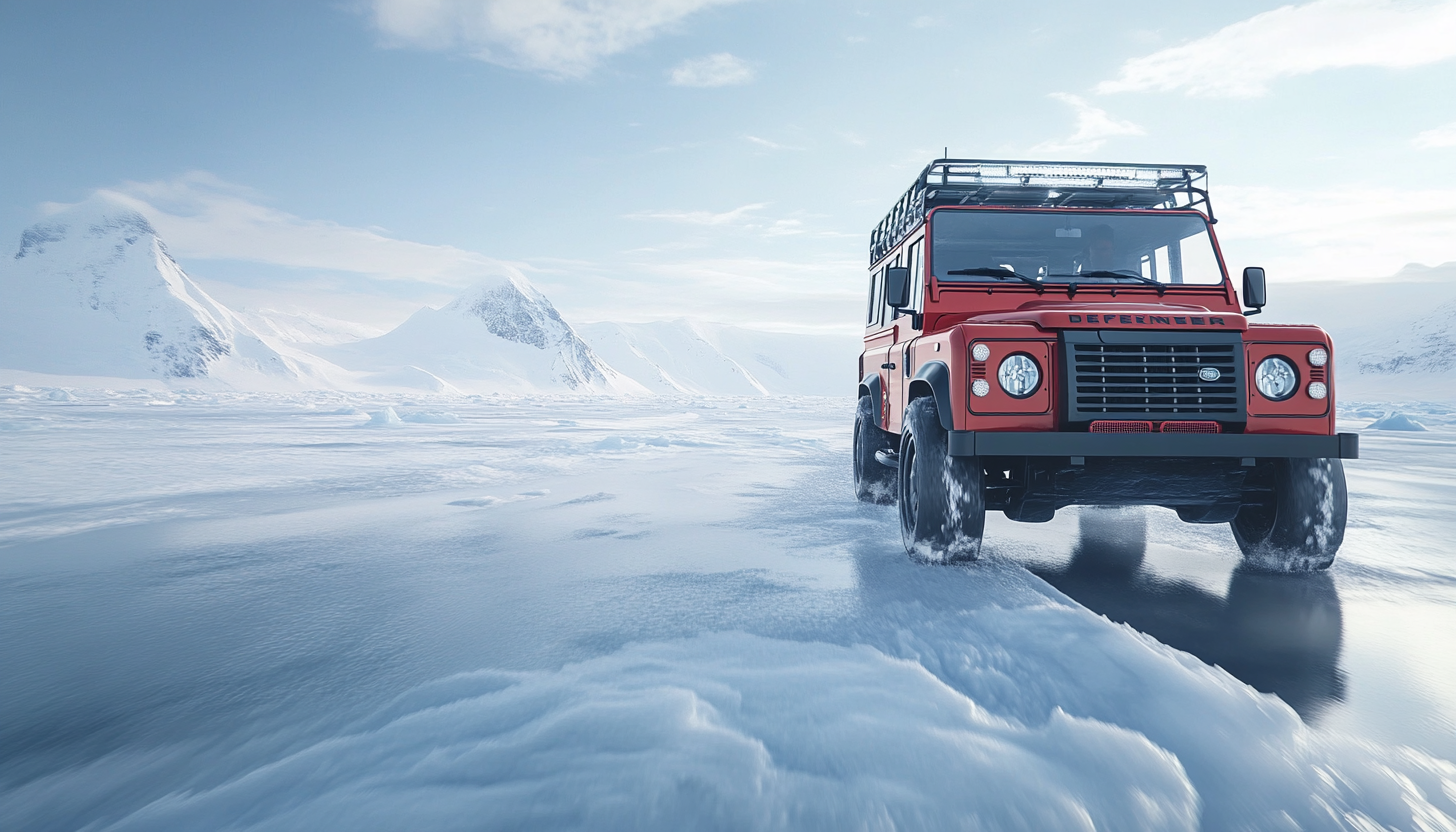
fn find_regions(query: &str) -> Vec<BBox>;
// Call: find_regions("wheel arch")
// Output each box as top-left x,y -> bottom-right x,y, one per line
908,361 -> 954,432
858,372 -> 884,428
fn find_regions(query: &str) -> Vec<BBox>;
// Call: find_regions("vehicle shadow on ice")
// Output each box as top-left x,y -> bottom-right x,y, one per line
1026,509 -> 1346,722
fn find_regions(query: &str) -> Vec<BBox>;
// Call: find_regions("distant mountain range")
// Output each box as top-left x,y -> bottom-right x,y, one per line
577,320 -> 853,397
0,198 -> 856,396
1261,265 -> 1456,402
13,198 -> 1441,401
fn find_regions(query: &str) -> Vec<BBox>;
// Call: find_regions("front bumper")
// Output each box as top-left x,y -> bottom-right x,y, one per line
947,431 -> 1359,460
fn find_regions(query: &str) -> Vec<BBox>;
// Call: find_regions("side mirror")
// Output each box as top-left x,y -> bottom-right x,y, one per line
1242,267 -> 1267,314
884,266 -> 911,308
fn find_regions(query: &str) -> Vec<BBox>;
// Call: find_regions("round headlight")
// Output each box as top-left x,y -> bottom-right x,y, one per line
971,378 -> 991,398
972,343 -> 991,362
1308,348 -> 1329,367
1255,356 -> 1299,401
1308,382 -> 1327,400
997,354 -> 1040,398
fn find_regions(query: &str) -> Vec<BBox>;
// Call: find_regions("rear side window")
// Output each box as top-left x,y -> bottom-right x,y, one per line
866,269 -> 883,326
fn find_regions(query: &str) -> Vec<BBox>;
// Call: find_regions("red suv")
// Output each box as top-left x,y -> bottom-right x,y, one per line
854,159 -> 1357,572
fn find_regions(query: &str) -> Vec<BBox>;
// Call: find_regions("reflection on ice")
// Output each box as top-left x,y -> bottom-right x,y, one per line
2,392 -> 1455,830
1033,507 -> 1346,721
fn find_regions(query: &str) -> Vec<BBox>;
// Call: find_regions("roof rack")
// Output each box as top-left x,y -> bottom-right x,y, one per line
870,159 -> 1213,265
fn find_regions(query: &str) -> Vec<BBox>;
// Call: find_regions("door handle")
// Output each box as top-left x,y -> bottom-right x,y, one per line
881,362 -> 895,370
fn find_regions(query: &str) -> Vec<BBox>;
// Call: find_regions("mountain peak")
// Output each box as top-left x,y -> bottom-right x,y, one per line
15,195 -> 157,260
444,275 -> 572,351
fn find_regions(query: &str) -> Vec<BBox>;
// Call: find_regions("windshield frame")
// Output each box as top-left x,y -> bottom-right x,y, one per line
926,206 -> 1230,289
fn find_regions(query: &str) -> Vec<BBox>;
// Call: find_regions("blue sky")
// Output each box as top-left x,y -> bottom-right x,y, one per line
4,0 -> 1456,332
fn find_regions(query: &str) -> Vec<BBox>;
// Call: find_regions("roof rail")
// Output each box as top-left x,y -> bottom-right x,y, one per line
870,159 -> 1212,265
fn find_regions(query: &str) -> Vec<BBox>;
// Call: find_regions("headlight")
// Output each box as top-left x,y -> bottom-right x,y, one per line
997,354 -> 1040,398
1255,356 -> 1298,401
1308,347 -> 1328,367
971,379 -> 991,397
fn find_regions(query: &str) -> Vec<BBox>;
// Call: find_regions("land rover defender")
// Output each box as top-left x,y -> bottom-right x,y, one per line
854,159 -> 1357,571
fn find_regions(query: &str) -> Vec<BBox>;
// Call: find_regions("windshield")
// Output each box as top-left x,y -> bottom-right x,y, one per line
930,210 -> 1225,286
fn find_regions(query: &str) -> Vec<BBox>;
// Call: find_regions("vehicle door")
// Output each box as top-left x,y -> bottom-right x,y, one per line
863,261 -> 897,431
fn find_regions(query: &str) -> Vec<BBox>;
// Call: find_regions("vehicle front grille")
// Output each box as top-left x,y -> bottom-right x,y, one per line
1063,331 -> 1246,424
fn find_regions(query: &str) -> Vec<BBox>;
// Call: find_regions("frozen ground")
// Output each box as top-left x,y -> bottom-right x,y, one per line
2,388 -> 1455,831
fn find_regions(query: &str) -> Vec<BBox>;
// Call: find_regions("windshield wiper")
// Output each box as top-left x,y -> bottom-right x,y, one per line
946,267 -> 1044,293
1049,270 -> 1166,296
1077,270 -> 1168,295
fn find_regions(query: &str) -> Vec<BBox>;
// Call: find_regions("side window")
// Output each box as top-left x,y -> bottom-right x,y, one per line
866,269 -> 883,327
907,241 -> 925,314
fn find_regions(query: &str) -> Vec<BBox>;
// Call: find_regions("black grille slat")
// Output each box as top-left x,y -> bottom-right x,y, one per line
1065,336 -> 1246,419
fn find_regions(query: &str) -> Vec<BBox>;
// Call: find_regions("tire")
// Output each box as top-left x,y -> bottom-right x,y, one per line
898,396 -> 985,562
853,396 -> 896,505
1230,458 -> 1347,573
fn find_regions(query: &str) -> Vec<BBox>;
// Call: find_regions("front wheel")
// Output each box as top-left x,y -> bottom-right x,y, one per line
1230,458 -> 1348,573
898,397 -> 985,562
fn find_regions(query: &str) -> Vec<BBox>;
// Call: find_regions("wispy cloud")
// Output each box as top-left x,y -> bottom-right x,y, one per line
1097,0 -> 1456,98
669,52 -> 754,87
623,202 -> 851,240
86,172 -> 517,287
370,0 -> 747,79
1030,93 -> 1144,155
625,203 -> 769,226
744,135 -> 802,151
1413,121 -> 1456,149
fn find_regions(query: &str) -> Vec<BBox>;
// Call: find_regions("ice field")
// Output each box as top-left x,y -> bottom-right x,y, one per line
3,388 -> 1456,830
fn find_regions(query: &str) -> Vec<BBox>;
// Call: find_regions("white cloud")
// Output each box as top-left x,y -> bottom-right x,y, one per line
1413,121 -> 1456,149
91,172 -> 518,287
371,0 -> 747,79
1098,0 -> 1456,98
1214,184 -> 1456,280
669,52 -> 754,87
1030,93 -> 1144,155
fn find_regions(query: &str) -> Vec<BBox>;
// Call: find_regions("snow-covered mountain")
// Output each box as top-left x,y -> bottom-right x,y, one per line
322,276 -> 644,394
0,195 -> 851,397
578,319 -> 858,397
1265,265 -> 1456,402
0,196 -> 331,388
